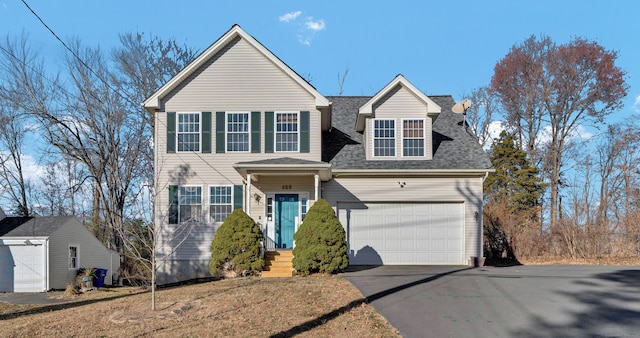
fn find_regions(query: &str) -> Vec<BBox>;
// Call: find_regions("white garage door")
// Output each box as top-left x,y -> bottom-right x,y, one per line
338,203 -> 464,265
0,244 -> 46,292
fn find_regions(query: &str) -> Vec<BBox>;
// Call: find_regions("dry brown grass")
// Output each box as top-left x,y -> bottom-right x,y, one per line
0,276 -> 401,338
519,256 -> 640,266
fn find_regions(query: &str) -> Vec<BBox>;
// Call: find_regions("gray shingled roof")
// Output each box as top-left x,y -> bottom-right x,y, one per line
0,216 -> 76,237
323,95 -> 492,170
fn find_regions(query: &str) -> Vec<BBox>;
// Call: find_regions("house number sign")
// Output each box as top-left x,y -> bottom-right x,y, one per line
282,185 -> 292,190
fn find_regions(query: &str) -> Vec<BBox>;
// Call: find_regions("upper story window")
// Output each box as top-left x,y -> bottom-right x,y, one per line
179,186 -> 202,223
177,113 -> 200,152
402,119 -> 425,157
373,119 -> 396,157
226,112 -> 249,152
276,112 -> 299,152
210,185 -> 233,223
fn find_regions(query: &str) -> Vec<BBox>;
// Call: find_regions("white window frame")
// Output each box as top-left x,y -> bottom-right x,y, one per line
69,244 -> 79,270
275,112 -> 300,152
177,112 -> 201,153
225,112 -> 250,153
372,118 -> 396,157
209,185 -> 234,223
401,118 -> 426,157
179,185 -> 203,223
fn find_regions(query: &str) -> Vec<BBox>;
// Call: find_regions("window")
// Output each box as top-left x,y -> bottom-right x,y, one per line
227,113 -> 249,152
177,113 -> 200,152
402,119 -> 425,156
210,186 -> 233,223
69,245 -> 78,269
373,119 -> 395,157
179,186 -> 202,222
276,112 -> 299,152
266,197 -> 273,221
301,197 -> 308,221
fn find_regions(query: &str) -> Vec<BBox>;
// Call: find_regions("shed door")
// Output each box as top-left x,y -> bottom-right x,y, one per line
338,203 -> 464,265
0,244 -> 46,292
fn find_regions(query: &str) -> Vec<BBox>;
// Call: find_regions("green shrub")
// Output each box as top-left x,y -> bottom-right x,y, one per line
292,199 -> 348,275
210,209 -> 264,277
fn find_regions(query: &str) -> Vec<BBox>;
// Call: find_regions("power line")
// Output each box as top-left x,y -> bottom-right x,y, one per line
16,0 -> 237,188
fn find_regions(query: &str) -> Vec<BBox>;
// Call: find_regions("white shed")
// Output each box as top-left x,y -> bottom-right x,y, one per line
0,211 -> 120,292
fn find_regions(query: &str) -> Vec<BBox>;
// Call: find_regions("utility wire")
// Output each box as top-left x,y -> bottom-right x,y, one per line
16,0 -> 236,186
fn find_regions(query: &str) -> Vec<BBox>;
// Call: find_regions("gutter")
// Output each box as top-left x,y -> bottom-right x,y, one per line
332,168 -> 496,177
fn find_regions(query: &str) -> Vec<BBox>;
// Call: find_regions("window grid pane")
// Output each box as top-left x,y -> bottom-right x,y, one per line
179,186 -> 202,223
276,113 -> 298,152
210,186 -> 233,223
374,119 -> 395,156
69,246 -> 78,269
403,119 -> 424,157
227,113 -> 249,152
177,113 -> 200,152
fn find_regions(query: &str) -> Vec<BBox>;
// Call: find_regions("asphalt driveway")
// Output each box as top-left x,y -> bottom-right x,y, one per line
343,265 -> 640,337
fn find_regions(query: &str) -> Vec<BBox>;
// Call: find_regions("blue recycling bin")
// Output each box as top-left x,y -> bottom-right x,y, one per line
93,268 -> 108,287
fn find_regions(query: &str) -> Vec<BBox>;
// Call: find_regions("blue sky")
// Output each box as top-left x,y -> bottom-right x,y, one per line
2,0 -> 639,111
0,0 -> 639,184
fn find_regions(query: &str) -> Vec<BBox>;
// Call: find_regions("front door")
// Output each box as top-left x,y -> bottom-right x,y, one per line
275,194 -> 298,249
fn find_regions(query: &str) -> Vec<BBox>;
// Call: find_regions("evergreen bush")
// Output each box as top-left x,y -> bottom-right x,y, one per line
292,199 -> 348,275
210,209 -> 264,277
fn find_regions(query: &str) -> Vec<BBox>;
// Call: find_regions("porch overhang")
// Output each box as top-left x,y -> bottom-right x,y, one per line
232,157 -> 332,181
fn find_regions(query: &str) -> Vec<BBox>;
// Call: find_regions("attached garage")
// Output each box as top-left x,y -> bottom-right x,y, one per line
338,202 -> 465,265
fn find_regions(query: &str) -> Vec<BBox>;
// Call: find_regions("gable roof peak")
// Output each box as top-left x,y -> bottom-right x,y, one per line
355,75 -> 442,131
143,25 -> 329,110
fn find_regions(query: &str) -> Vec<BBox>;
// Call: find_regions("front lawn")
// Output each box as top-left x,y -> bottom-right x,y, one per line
0,276 -> 400,337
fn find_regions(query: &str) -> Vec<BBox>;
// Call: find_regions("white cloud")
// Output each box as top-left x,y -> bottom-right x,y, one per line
634,95 -> 640,113
279,11 -> 326,46
279,11 -> 301,23
305,18 -> 325,31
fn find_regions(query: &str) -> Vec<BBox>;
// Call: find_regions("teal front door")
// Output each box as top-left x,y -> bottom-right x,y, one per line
275,194 -> 298,249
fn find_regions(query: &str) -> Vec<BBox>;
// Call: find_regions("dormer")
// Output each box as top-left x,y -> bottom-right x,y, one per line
355,75 -> 441,160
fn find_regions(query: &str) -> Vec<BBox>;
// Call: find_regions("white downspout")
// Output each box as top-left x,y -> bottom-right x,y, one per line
246,173 -> 252,215
44,238 -> 49,291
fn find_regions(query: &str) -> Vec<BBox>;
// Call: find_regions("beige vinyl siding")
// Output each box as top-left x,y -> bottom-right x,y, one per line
47,219 -> 119,289
366,85 -> 433,160
153,35 -> 324,284
322,175 -> 484,262
162,37 -> 316,112
250,175 -> 316,215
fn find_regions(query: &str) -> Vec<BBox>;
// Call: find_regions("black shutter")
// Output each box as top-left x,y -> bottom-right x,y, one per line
167,112 -> 176,153
202,112 -> 211,153
265,111 -> 274,153
168,185 -> 178,224
216,112 -> 225,153
300,111 -> 310,153
233,185 -> 243,210
251,111 -> 261,153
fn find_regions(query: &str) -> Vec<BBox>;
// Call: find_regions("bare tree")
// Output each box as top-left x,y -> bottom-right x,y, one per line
0,33 -> 50,216
466,85 -> 501,149
337,67 -> 349,96
491,35 -> 628,224
491,35 -> 553,166
0,101 -> 32,216
120,162 -> 195,310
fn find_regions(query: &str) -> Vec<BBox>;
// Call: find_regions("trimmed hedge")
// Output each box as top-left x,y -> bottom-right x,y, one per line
292,199 -> 348,275
210,209 -> 264,277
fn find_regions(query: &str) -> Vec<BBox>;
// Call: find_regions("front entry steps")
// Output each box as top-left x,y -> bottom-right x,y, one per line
262,250 -> 294,278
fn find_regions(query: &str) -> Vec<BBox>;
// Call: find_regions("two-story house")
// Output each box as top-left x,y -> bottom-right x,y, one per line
144,25 -> 492,284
